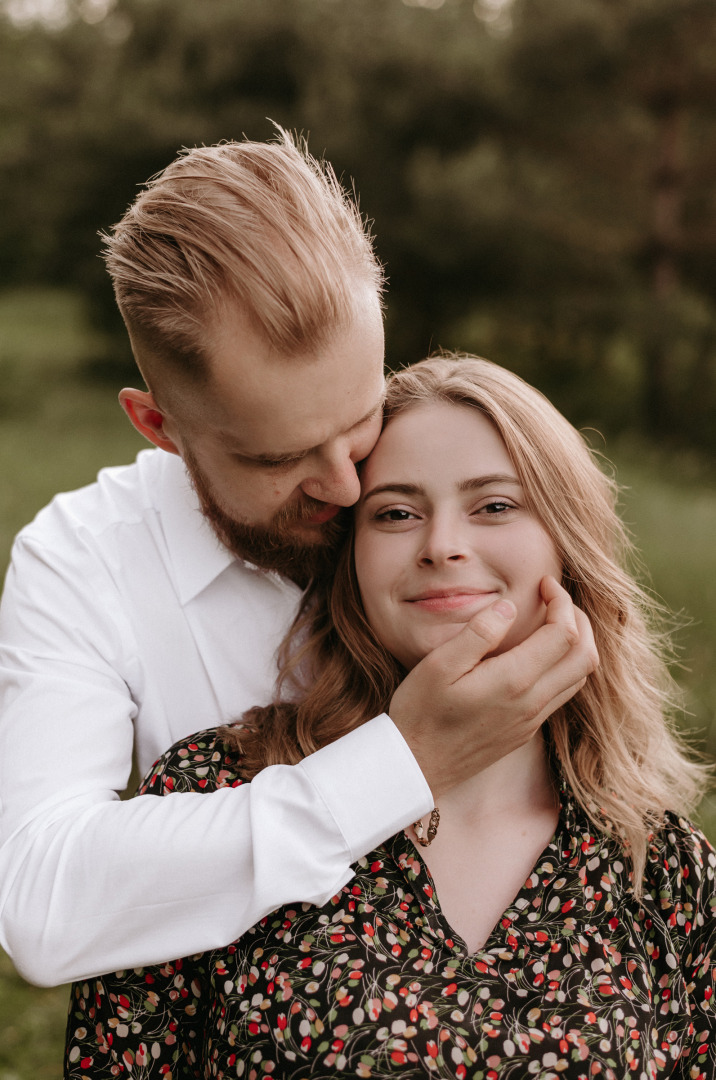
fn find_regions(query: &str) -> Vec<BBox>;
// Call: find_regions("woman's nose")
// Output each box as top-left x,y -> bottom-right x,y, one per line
417,517 -> 470,565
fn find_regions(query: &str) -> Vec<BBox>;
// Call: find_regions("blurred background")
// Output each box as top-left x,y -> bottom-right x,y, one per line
1,0 -> 716,1074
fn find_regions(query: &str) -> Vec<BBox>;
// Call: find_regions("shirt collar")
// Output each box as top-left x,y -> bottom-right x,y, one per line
152,450 -> 237,605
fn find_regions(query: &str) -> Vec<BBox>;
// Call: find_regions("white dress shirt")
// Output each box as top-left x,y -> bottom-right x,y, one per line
0,448 -> 431,986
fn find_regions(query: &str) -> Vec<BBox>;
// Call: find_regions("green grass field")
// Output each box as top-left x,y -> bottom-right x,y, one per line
1,288 -> 715,1077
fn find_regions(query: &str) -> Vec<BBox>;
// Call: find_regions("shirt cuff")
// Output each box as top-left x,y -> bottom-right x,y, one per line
298,713 -> 433,862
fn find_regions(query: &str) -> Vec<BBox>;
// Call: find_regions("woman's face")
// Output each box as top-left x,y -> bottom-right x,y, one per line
354,400 -> 562,671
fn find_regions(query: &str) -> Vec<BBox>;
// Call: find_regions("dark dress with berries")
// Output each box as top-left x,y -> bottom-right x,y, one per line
65,728 -> 716,1079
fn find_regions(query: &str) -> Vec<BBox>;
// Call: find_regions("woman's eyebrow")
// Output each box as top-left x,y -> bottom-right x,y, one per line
361,482 -> 424,501
458,474 -> 520,492
361,474 -> 521,501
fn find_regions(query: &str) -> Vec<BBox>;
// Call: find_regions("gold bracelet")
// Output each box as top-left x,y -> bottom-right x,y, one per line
412,807 -> 440,847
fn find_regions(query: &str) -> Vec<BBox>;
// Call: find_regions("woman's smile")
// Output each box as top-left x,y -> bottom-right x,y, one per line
404,587 -> 500,613
354,400 -> 562,671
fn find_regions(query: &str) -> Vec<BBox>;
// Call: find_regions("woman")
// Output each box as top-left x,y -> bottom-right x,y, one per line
66,356 -> 715,1079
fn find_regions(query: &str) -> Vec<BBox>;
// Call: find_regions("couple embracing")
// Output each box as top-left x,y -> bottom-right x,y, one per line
0,131 -> 712,1078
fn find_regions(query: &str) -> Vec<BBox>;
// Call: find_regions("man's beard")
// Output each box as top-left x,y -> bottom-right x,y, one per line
184,448 -> 349,587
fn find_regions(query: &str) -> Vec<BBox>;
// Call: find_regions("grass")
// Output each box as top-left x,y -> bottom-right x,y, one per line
0,287 -> 145,565
616,450 -> 716,745
0,379 -> 145,565
0,952 -> 69,1080
1,287 -> 715,1076
612,445 -> 716,839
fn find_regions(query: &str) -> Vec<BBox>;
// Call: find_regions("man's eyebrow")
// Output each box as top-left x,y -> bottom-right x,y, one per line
361,474 -> 520,501
232,402 -> 385,464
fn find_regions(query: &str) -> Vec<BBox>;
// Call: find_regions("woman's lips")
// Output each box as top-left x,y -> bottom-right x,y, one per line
406,590 -> 498,613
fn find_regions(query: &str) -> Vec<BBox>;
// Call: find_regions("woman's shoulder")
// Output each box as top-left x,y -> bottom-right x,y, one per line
643,811 -> 716,915
138,725 -> 246,796
648,811 -> 715,866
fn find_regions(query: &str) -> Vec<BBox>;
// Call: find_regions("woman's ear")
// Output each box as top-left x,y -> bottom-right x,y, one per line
118,388 -> 181,455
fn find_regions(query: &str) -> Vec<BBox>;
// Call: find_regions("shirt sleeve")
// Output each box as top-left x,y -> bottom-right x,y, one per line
0,530 -> 432,987
64,735 -> 235,1079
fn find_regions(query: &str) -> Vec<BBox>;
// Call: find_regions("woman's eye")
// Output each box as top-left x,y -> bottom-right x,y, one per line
479,500 -> 516,515
375,508 -> 416,522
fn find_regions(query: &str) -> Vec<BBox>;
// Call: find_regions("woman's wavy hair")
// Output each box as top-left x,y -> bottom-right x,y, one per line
228,354 -> 709,884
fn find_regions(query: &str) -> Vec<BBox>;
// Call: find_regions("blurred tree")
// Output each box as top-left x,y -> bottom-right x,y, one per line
1,0 -> 715,447
487,0 -> 716,440
0,0 -> 506,372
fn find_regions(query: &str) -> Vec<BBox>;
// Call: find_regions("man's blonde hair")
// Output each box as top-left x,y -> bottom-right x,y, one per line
103,128 -> 384,380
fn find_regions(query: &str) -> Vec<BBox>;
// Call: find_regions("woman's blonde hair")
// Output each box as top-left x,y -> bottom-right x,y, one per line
230,354 -> 709,885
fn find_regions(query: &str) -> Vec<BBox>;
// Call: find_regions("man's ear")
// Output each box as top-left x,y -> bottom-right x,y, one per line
119,388 -> 181,456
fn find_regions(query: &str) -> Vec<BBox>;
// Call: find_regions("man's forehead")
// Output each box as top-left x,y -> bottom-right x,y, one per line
214,392 -> 386,460
175,285 -> 386,451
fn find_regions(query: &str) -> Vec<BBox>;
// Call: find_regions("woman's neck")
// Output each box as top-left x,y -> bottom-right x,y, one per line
410,732 -> 558,954
436,729 -> 556,826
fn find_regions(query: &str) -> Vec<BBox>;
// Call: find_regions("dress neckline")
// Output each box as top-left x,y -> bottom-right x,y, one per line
382,780 -> 605,959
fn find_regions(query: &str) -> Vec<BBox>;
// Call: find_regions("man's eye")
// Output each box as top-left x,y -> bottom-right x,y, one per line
250,456 -> 302,470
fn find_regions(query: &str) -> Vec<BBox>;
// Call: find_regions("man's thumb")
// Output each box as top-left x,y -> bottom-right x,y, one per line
422,598 -> 517,680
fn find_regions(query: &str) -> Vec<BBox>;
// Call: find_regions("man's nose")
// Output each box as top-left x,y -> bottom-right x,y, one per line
300,452 -> 361,507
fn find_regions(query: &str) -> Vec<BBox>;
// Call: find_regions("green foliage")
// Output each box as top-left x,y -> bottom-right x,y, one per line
1,0 -> 715,446
0,287 -> 144,566
614,443 -> 716,756
0,949 -> 68,1080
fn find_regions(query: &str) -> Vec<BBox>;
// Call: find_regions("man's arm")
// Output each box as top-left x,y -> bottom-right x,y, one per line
0,529 -> 594,987
0,531 -> 432,986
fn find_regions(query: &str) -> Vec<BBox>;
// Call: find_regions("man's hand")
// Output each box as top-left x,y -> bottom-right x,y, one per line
388,576 -> 598,800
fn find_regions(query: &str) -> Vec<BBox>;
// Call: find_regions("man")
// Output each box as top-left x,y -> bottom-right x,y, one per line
0,131 -> 596,987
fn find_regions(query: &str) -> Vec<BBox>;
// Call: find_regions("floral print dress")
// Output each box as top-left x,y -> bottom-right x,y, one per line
65,728 -> 716,1079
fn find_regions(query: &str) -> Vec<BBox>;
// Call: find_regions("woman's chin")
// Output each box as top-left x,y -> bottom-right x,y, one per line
401,624 -> 469,669
484,616 -> 543,660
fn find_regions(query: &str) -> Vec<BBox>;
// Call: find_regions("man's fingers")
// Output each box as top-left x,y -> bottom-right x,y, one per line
417,598 -> 517,682
531,675 -> 589,730
541,575 -> 579,638
454,592 -> 598,723
541,605 -> 599,687
484,579 -> 587,693
528,608 -> 598,715
388,579 -> 599,799
491,606 -> 598,727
